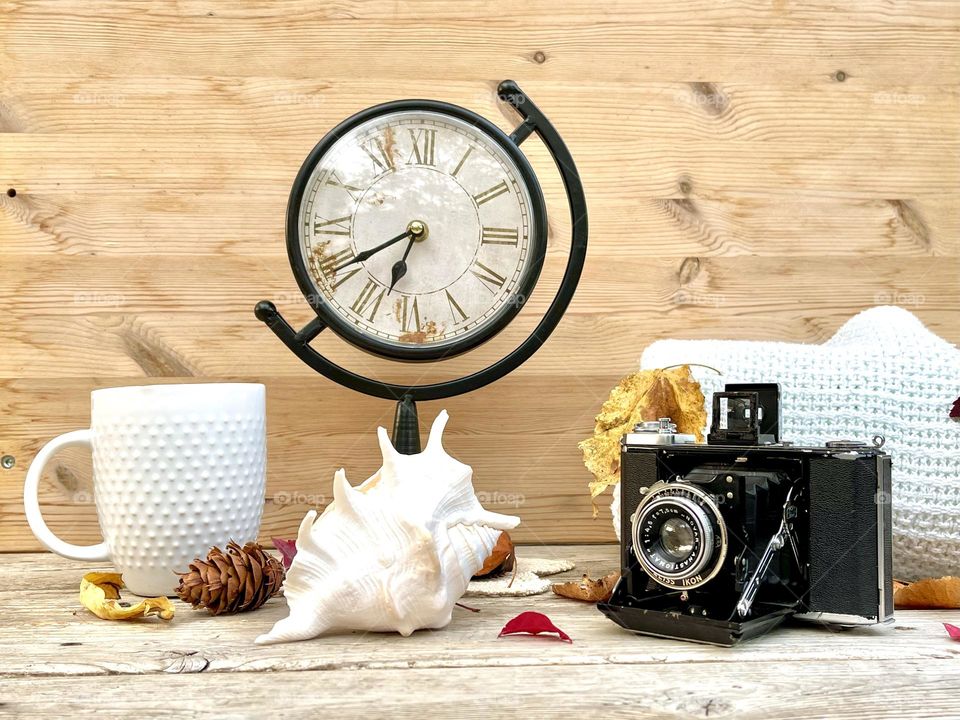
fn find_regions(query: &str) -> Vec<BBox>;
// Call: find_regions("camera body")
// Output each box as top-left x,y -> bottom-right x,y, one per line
599,383 -> 893,645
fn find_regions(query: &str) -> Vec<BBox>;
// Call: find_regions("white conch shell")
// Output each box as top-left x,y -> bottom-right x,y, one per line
256,410 -> 519,644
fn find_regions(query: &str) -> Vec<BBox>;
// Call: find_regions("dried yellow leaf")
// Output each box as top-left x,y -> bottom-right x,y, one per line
579,366 -> 706,514
79,572 -> 175,621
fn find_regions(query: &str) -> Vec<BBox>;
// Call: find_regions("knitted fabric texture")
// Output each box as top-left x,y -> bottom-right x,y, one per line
638,306 -> 960,581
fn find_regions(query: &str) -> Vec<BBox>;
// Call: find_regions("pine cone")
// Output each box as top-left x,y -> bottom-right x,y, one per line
176,541 -> 284,616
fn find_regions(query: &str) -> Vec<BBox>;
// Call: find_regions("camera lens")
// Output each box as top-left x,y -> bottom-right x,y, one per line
631,483 -> 727,590
660,518 -> 695,560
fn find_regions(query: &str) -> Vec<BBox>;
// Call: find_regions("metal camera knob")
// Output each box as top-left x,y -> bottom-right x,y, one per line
625,417 -> 696,447
633,418 -> 678,434
825,440 -> 867,449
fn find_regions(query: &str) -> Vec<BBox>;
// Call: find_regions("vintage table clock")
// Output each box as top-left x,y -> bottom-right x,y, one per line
256,80 -> 587,452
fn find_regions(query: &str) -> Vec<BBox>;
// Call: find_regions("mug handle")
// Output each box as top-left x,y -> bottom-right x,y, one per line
23,429 -> 110,561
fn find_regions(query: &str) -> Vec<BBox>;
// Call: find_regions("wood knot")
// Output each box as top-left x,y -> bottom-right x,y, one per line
532,51 -> 546,64
163,651 -> 210,674
833,70 -> 847,82
686,82 -> 728,116
678,257 -> 702,285
121,325 -> 196,377
887,199 -> 931,251
668,197 -> 698,218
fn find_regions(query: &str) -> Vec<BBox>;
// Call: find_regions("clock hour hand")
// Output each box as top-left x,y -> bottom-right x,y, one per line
331,229 -> 412,274
387,235 -> 417,295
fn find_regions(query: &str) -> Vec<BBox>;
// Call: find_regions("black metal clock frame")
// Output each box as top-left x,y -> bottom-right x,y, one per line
283,94 -> 548,362
255,80 -> 588,454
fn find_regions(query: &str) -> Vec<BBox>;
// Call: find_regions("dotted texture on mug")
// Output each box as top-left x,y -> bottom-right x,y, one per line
91,410 -> 266,580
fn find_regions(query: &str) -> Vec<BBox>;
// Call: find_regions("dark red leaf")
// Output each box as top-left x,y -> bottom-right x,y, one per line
271,537 -> 297,570
944,623 -> 960,640
498,611 -> 572,643
950,397 -> 960,421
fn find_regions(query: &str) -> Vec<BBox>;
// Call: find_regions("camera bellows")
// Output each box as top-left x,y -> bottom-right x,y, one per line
176,541 -> 284,616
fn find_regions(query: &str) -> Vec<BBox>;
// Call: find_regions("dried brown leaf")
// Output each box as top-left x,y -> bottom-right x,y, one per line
474,532 -> 515,579
552,572 -> 620,603
894,576 -> 960,609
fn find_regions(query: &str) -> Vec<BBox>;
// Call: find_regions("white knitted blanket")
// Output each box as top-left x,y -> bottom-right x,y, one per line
638,306 -> 960,581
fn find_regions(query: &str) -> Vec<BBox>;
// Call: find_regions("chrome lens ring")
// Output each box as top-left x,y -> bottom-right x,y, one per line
638,496 -> 714,578
631,482 -> 728,590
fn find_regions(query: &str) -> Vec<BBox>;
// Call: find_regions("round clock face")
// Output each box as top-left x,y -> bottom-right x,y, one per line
288,102 -> 547,360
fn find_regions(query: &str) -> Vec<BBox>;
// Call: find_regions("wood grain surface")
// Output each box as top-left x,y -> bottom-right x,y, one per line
1,547 -> 959,719
1,1 -> 958,550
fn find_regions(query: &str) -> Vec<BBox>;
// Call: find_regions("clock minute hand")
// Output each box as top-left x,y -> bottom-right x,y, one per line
387,235 -> 417,295
331,229 -> 412,274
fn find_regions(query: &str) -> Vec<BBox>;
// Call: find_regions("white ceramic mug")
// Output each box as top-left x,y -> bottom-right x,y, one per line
24,383 -> 267,596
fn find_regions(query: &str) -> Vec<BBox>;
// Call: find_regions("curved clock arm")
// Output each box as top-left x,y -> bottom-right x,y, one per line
256,300 -> 412,401
479,80 -> 589,370
499,79 -> 588,267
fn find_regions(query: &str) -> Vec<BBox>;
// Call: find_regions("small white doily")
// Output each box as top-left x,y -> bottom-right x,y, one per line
465,556 -> 575,597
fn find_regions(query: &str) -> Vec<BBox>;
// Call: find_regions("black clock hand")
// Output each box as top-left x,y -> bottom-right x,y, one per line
387,235 -> 417,295
331,229 -> 411,274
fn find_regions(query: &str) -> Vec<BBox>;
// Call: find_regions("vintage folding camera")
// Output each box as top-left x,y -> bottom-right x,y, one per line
599,383 -> 894,645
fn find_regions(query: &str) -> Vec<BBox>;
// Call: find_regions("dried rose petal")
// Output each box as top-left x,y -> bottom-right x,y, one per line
944,623 -> 960,640
498,611 -> 572,643
271,537 -> 298,570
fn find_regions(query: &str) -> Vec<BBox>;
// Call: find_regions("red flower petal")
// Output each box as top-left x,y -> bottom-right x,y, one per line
271,537 -> 297,570
498,611 -> 572,643
944,623 -> 960,640
950,397 -> 960,421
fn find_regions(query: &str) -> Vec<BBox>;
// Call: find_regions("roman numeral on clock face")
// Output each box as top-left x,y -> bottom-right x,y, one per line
451,146 -> 474,177
408,129 -> 436,166
351,279 -> 385,322
330,266 -> 360,291
445,289 -> 468,323
325,170 -> 363,202
481,226 -> 519,246
360,136 -> 395,173
313,215 -> 351,236
400,295 -> 421,333
318,247 -> 353,277
473,179 -> 509,206
470,261 -> 507,293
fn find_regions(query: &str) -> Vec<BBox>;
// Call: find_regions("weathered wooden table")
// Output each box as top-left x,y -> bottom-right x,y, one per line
1,545 -> 956,718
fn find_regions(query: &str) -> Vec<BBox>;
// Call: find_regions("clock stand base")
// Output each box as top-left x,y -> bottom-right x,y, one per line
392,395 -> 422,454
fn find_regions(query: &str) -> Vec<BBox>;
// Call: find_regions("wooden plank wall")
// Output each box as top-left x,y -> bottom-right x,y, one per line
1,1 -> 957,550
